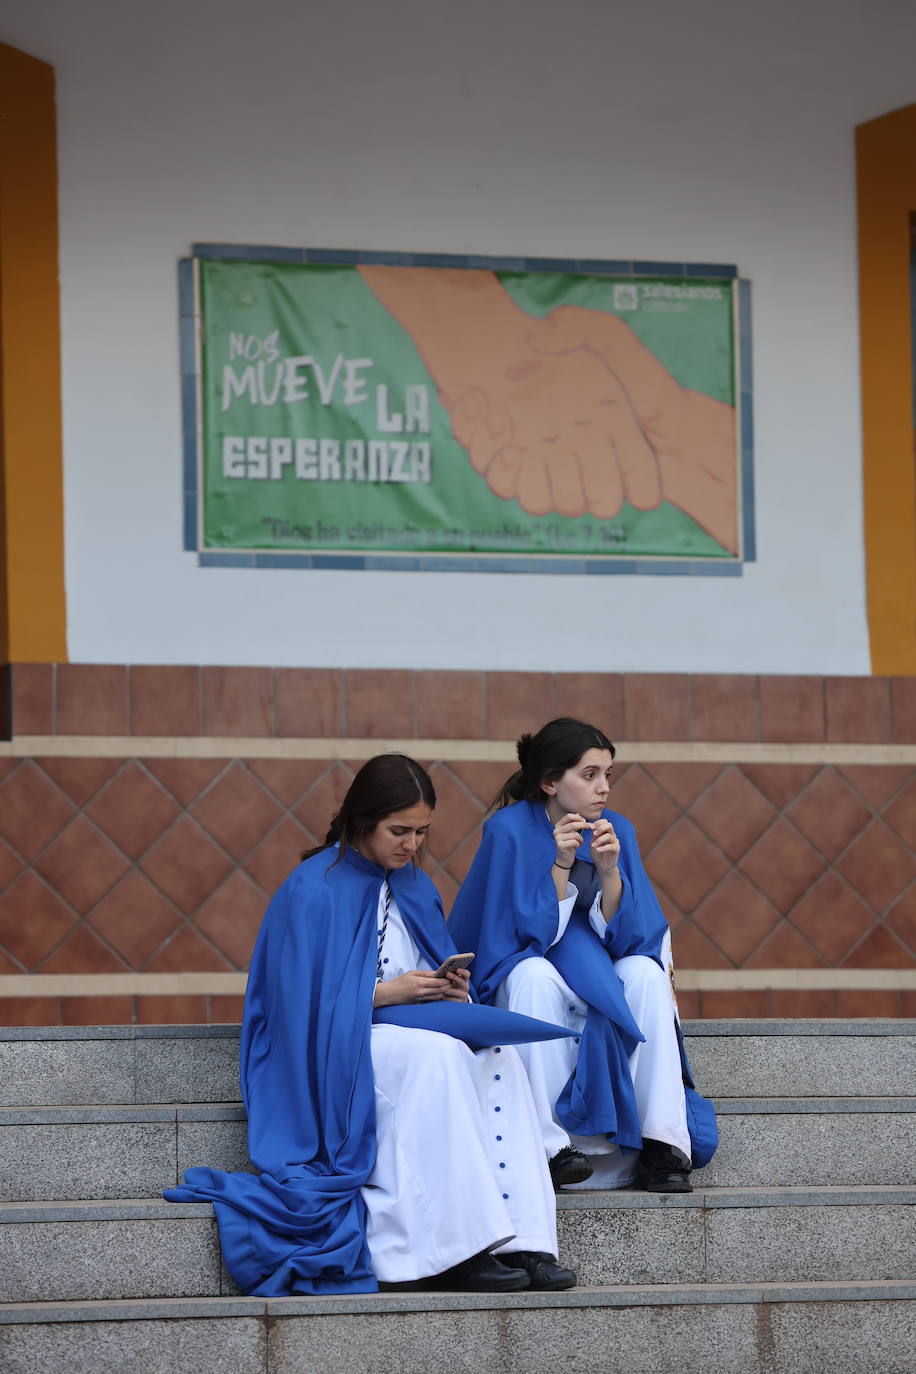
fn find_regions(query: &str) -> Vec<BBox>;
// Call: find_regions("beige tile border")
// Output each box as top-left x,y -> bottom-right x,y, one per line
1,970 -> 915,998
2,736 -> 916,765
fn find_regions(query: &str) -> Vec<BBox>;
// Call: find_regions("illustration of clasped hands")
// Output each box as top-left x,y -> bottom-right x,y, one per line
359,267 -> 738,555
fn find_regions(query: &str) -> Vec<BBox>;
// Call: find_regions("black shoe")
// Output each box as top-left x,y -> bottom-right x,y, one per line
549,1145 -> 593,1189
428,1249 -> 531,1292
636,1138 -> 692,1193
500,1250 -> 577,1291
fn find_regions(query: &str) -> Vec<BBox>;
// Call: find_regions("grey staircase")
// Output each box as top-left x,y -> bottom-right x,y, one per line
1,1020 -> 914,1373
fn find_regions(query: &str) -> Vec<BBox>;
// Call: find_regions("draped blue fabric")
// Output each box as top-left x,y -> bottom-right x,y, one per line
448,801 -> 717,1161
164,846 -> 462,1296
373,1000 -> 578,1049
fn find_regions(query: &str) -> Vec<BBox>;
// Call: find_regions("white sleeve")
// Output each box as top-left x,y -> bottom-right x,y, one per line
549,882 -> 579,949
587,887 -> 610,940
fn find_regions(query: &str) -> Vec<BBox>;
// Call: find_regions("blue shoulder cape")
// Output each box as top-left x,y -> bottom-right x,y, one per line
448,801 -> 717,1163
164,846 -> 461,1296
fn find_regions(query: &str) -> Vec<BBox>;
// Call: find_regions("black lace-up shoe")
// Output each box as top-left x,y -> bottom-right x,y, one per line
636,1138 -> 692,1192
499,1250 -> 577,1290
548,1145 -> 593,1189
428,1250 -> 531,1292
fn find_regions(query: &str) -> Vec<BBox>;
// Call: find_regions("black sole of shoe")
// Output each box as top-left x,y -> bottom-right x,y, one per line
551,1163 -> 593,1189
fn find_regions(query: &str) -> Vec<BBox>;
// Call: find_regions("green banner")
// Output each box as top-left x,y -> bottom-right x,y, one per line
198,259 -> 741,559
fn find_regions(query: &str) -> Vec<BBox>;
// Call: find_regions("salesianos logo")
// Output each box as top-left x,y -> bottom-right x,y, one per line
613,283 -> 639,311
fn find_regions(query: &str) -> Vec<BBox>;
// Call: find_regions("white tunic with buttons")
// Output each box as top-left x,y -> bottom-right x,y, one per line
362,888 -> 558,1283
494,882 -> 691,1189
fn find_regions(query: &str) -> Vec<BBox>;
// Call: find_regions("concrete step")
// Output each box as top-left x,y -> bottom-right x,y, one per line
2,1283 -> 916,1374
2,1098 -> 914,1202
2,1020 -> 915,1106
1,1188 -> 915,1304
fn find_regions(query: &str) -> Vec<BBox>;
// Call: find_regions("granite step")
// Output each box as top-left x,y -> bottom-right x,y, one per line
2,1098 -> 914,1202
2,1283 -> 916,1374
1,1188 -> 915,1304
1,1020 -> 915,1107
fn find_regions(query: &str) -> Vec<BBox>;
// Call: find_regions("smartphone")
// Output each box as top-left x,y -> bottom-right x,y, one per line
433,952 -> 475,979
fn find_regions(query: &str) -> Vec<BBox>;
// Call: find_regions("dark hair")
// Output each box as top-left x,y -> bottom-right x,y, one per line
301,753 -> 436,866
494,718 -> 616,809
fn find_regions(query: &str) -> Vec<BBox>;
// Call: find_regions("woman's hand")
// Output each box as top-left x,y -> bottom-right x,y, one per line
439,968 -> 471,1003
590,818 -> 621,879
373,970 -> 452,1008
553,812 -> 588,870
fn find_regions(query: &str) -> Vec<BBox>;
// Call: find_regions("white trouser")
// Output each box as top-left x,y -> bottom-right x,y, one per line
362,1023 -> 558,1282
495,953 -> 690,1189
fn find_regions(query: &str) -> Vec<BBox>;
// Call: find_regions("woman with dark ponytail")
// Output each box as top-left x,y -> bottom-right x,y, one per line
450,720 -> 717,1194
166,753 -> 574,1297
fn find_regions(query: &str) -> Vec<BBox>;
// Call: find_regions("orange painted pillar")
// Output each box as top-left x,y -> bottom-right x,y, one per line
0,43 -> 68,663
856,105 -> 916,673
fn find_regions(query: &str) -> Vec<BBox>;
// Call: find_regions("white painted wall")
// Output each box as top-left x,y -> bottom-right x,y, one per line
4,0 -> 915,671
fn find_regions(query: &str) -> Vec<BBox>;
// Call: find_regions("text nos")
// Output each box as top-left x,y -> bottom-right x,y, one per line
222,436 -> 432,484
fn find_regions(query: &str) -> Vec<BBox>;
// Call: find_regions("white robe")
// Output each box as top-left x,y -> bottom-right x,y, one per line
494,883 -> 690,1189
361,893 -> 558,1282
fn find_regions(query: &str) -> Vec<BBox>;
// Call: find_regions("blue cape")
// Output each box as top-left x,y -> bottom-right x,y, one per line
164,845 -> 576,1295
164,846 -> 460,1296
448,801 -> 717,1162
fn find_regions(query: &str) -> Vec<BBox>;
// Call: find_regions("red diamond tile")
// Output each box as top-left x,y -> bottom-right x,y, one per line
669,920 -> 733,969
738,764 -> 820,810
0,947 -> 25,973
0,872 -> 77,968
246,760 -> 328,808
191,763 -> 282,860
605,767 -> 680,853
837,821 -> 914,913
788,874 -> 875,964
693,871 -> 781,965
886,887 -> 916,956
739,820 -> 826,914
431,866 -> 459,916
690,766 -> 776,861
641,764 -> 723,809
645,818 -> 730,912
0,839 -> 24,893
293,764 -> 355,838
142,759 -> 229,807
443,827 -> 486,885
87,763 -> 180,859
38,924 -> 128,974
195,871 -> 267,968
36,759 -> 122,806
425,768 -> 484,863
838,765 -> 913,810
786,770 -> 872,861
143,923 -> 233,972
140,817 -> 234,914
445,762 -> 521,810
650,881 -> 689,932
87,870 -> 183,967
35,817 -> 130,912
244,817 -> 314,892
883,780 -> 916,851
841,922 -> 915,968
745,921 -> 826,969
0,762 -> 75,860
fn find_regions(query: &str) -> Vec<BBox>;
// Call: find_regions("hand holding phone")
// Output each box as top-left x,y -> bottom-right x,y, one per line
433,952 -> 475,979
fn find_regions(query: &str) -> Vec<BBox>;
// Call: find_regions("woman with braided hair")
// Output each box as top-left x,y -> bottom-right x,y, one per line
166,753 -> 574,1296
449,719 -> 717,1194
